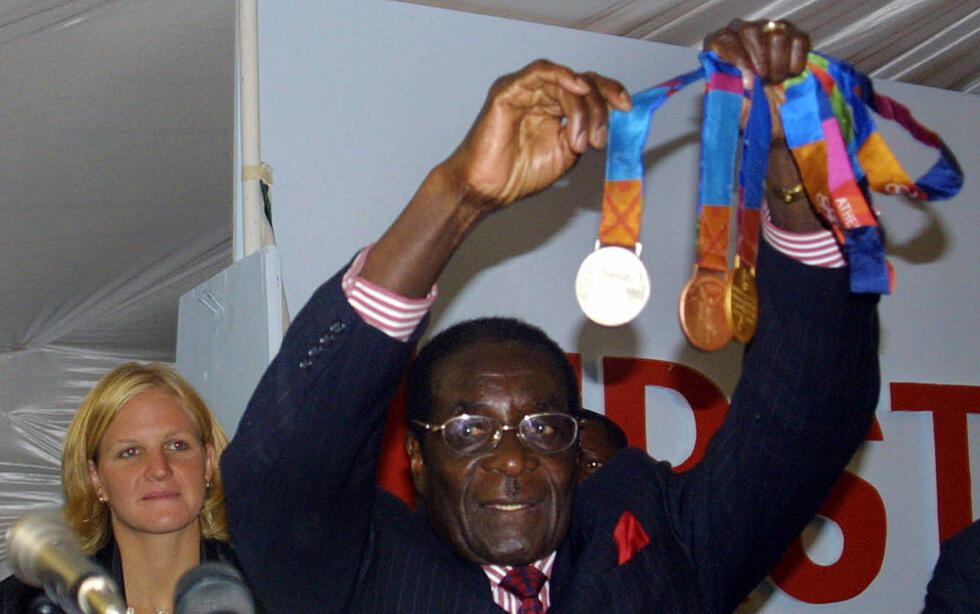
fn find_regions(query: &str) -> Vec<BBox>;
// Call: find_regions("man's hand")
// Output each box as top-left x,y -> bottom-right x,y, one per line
705,19 -> 824,233
704,19 -> 810,85
443,59 -> 632,210
361,60 -> 631,298
704,19 -> 811,142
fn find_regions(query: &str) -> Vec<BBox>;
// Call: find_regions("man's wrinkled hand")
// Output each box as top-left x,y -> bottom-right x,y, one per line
443,59 -> 632,211
704,19 -> 811,141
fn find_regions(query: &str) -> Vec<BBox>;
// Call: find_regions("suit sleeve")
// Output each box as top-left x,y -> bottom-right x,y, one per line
220,262 -> 423,612
922,520 -> 980,614
669,240 -> 881,613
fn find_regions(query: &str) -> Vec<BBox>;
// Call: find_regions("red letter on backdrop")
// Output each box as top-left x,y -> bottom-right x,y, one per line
769,471 -> 887,603
891,382 -> 980,542
602,356 -> 728,472
601,355 -> 887,602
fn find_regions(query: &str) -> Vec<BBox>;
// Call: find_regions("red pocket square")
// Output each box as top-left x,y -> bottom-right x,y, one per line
613,510 -> 651,565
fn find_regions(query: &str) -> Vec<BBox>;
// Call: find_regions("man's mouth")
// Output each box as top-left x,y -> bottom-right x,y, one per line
481,499 -> 539,512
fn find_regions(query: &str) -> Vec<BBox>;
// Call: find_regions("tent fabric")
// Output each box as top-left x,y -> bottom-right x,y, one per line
401,0 -> 980,95
0,0 -> 235,577
0,347 -> 139,579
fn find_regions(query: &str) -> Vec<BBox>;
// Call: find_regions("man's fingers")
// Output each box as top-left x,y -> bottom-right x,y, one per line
766,22 -> 809,82
580,72 -> 620,148
558,85 -> 590,153
587,71 -> 632,112
789,27 -> 811,75
706,19 -> 811,85
520,59 -> 590,95
737,23 -> 769,79
509,61 -> 630,152
705,21 -> 757,91
767,27 -> 793,83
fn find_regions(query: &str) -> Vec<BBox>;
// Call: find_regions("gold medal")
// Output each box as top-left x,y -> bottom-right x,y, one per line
678,268 -> 732,351
724,256 -> 759,343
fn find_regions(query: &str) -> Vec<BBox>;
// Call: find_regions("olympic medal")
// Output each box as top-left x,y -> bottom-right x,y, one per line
575,245 -> 650,326
678,270 -> 732,351
724,262 -> 759,343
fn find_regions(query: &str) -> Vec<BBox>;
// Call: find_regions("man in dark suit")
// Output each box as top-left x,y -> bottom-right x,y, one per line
222,19 -> 880,613
922,519 -> 980,613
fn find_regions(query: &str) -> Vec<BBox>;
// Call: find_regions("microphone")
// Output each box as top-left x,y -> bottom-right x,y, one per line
173,562 -> 256,614
5,513 -> 127,614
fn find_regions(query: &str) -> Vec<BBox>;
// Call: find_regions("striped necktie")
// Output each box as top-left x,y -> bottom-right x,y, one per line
499,565 -> 547,614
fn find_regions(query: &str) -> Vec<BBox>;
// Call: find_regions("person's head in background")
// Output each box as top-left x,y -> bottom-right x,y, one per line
575,408 -> 627,483
61,362 -> 229,554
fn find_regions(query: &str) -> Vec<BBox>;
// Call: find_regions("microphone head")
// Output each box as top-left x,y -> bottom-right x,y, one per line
174,562 -> 256,614
6,512 -> 127,614
5,512 -> 84,588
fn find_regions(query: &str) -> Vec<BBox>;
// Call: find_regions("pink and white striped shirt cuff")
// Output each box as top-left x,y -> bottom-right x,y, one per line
762,205 -> 846,268
344,217 -> 845,341
482,552 -> 556,613
341,245 -> 436,342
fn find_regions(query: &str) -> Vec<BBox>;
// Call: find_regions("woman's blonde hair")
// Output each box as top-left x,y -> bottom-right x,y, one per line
61,362 -> 230,553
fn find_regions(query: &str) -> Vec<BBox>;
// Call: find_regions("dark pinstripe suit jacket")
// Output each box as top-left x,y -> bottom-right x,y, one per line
222,242 -> 880,613
922,519 -> 980,613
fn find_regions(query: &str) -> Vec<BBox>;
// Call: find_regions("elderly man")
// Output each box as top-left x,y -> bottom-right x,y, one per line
222,19 -> 880,613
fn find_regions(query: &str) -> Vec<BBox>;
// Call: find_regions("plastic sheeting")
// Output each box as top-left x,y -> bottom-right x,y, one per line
0,347 -> 142,579
0,0 -> 236,581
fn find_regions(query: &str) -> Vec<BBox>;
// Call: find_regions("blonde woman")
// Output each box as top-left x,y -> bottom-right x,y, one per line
1,363 -> 252,614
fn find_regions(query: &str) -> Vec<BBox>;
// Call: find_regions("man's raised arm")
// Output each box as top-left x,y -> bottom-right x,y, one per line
360,60 -> 631,297
221,60 -> 630,612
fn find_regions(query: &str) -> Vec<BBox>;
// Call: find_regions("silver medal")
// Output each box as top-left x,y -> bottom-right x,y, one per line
575,243 -> 650,326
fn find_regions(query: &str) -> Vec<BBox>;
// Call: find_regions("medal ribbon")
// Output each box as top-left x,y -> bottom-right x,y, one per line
736,76 -> 771,270
695,52 -> 744,273
780,52 -> 964,293
600,67 -> 704,248
600,53 -> 744,267
820,53 -> 963,201
601,51 -> 962,297
780,64 -> 888,292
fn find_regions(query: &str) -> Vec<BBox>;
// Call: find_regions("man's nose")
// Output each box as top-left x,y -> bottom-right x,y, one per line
482,428 -> 540,476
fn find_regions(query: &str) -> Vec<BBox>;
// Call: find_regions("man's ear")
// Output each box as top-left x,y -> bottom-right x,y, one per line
405,431 -> 427,497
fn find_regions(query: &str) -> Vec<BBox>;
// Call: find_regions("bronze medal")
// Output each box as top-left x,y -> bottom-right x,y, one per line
724,258 -> 759,343
678,269 -> 732,351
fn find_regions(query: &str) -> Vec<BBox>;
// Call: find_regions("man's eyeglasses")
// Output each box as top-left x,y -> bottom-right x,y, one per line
411,412 -> 581,456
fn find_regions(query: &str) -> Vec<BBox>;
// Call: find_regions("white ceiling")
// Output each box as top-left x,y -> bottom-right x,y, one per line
401,0 -> 980,95
0,0 -> 235,358
0,0 -> 976,360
